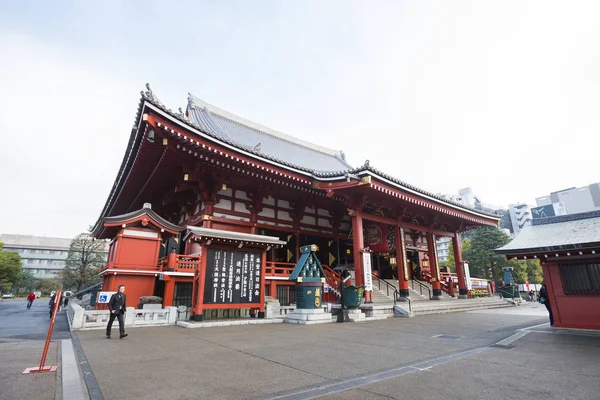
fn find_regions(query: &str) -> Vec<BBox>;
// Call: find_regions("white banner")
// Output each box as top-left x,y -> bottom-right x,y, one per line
463,263 -> 472,290
97,291 -> 117,304
363,252 -> 373,291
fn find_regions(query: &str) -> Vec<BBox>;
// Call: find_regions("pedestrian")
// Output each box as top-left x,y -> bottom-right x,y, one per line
106,285 -> 128,339
48,292 -> 60,318
538,282 -> 554,327
528,289 -> 534,302
27,292 -> 36,309
414,265 -> 422,280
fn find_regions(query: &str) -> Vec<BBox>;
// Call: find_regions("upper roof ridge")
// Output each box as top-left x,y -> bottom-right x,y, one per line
187,93 -> 345,158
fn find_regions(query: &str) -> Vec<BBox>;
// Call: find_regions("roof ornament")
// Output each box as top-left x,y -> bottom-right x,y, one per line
142,83 -> 165,107
252,142 -> 261,152
364,159 -> 370,168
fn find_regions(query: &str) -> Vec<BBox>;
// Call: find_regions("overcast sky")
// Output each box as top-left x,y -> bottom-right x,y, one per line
1,1 -> 599,238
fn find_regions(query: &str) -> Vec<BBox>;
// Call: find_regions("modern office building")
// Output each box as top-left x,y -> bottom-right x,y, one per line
507,203 -> 533,236
0,234 -> 72,279
534,182 -> 600,219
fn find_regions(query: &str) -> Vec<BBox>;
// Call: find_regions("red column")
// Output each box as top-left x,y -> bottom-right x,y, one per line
191,245 -> 208,321
296,232 -> 301,262
427,232 -> 442,300
203,203 -> 214,228
395,225 -> 410,300
453,234 -> 468,299
351,210 -> 364,286
163,278 -> 175,307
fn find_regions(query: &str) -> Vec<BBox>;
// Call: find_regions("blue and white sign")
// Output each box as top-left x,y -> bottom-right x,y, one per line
98,291 -> 116,303
323,284 -> 329,293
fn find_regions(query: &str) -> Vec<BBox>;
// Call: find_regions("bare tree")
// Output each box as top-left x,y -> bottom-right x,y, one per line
62,233 -> 107,292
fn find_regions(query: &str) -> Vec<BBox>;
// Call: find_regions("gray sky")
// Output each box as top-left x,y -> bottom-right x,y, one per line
1,1 -> 599,238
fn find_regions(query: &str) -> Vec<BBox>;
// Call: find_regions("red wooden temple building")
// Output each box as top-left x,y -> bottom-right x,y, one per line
496,210 -> 600,330
91,84 -> 501,320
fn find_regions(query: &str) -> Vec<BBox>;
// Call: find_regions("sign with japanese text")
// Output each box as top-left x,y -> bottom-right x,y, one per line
463,262 -> 472,290
362,251 -> 373,292
204,248 -> 262,304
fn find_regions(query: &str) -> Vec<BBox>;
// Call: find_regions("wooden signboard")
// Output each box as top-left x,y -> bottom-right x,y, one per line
203,248 -> 262,305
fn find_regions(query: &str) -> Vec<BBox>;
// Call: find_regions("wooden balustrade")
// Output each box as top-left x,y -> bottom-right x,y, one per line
264,262 -> 296,278
159,254 -> 201,272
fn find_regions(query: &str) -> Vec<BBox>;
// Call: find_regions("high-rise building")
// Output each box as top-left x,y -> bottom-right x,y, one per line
508,203 -> 533,236
534,182 -> 600,219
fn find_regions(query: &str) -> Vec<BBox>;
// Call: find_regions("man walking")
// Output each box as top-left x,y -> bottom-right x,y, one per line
106,285 -> 128,339
27,292 -> 36,309
48,292 -> 60,318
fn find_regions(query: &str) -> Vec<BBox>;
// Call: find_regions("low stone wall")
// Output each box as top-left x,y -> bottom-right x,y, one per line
67,303 -> 178,330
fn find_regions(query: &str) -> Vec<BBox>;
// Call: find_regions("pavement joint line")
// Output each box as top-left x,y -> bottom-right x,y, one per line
494,330 -> 530,347
518,322 -> 550,331
257,325 -> 534,400
70,332 -> 104,400
262,347 -> 493,400
61,339 -> 88,400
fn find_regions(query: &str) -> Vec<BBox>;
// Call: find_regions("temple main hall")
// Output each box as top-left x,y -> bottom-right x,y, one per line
91,85 -> 501,320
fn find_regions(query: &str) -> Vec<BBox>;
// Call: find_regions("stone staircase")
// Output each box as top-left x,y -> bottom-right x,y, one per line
395,296 -> 513,317
368,279 -> 513,318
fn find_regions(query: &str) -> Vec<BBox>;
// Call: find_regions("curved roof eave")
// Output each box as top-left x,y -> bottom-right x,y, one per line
92,90 -> 501,233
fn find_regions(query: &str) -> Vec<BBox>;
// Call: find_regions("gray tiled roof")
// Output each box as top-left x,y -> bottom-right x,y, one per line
496,212 -> 600,254
90,85 -> 500,228
187,95 -> 353,172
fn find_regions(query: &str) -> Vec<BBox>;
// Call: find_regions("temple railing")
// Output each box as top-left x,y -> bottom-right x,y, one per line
421,272 -> 455,297
158,254 -> 201,272
265,262 -> 295,278
322,265 -> 341,298
67,302 -> 178,330
101,262 -> 161,272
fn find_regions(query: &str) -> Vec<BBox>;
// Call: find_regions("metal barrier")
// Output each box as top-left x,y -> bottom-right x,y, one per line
23,290 -> 62,374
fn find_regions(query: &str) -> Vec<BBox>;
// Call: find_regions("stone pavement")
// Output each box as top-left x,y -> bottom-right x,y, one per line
0,338 -> 59,400
73,303 -> 592,400
0,298 -> 87,400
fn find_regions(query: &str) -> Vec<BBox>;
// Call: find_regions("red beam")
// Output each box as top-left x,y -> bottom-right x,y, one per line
360,212 -> 455,238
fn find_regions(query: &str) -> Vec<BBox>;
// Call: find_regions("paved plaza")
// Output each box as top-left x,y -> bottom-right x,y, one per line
74,303 -> 600,400
2,300 -> 599,400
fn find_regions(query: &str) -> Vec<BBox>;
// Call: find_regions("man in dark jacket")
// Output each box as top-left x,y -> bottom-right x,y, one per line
539,282 -> 554,327
106,285 -> 128,339
48,292 -> 60,318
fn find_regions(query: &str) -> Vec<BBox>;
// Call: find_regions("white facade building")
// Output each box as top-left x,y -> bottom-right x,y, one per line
0,234 -> 72,279
535,182 -> 600,217
508,203 -> 533,236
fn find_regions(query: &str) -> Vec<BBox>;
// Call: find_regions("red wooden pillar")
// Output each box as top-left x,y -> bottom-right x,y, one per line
351,210 -> 365,286
395,225 -> 410,300
269,281 -> 277,298
163,277 -> 175,307
203,202 -> 214,228
296,232 -> 301,262
427,232 -> 442,300
191,245 -> 208,321
453,234 -> 468,299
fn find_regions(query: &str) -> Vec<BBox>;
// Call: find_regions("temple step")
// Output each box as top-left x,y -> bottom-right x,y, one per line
397,297 -> 513,317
